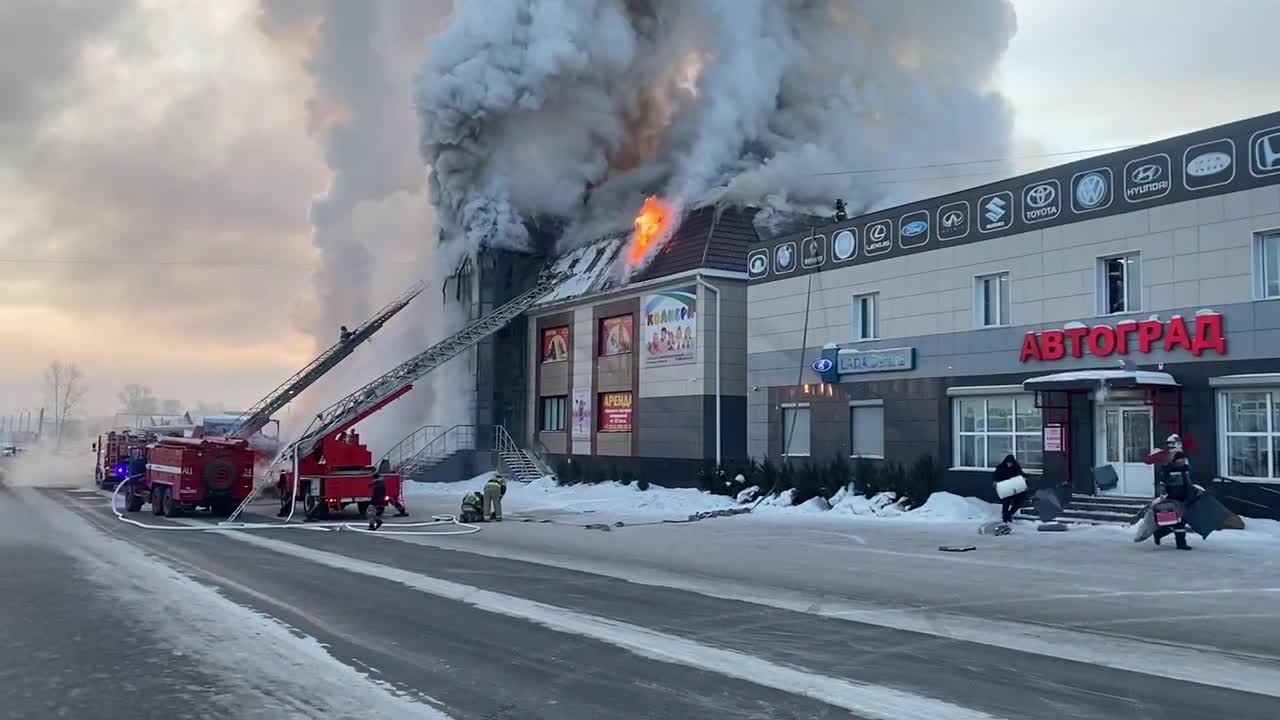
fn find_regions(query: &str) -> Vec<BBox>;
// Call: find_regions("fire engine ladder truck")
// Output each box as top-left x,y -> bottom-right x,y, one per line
224,268 -> 566,523
224,283 -> 424,440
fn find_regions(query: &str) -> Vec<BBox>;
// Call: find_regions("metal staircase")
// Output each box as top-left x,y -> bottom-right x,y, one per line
227,283 -> 424,439
493,425 -> 548,482
397,425 -> 477,481
379,423 -> 442,472
284,269 -> 565,462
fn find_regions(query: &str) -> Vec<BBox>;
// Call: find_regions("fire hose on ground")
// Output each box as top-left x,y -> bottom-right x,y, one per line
109,474 -> 481,537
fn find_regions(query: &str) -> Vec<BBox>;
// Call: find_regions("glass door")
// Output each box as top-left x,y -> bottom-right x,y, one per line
1099,406 -> 1156,497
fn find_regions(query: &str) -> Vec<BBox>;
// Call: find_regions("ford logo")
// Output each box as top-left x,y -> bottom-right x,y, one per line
902,220 -> 928,237
811,357 -> 834,374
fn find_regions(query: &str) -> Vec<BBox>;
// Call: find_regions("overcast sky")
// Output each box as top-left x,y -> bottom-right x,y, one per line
1,1 -> 1276,418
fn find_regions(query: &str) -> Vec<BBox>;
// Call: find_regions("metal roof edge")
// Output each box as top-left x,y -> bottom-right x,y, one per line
528,267 -> 746,315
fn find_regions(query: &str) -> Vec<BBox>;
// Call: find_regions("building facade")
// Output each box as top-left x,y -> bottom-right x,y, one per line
523,205 -> 754,483
746,111 -> 1280,515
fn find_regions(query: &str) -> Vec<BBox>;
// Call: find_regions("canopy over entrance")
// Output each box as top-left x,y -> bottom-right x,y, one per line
1022,369 -> 1179,393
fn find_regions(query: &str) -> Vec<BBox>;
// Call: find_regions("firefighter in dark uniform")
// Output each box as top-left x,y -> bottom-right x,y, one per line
460,491 -> 484,523
1153,449 -> 1195,550
375,458 -> 408,516
483,473 -> 507,521
368,472 -> 387,531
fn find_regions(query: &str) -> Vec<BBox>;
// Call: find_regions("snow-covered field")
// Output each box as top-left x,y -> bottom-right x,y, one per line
406,473 -> 1280,547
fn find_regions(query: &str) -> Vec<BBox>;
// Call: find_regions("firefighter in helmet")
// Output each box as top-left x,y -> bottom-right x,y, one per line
483,472 -> 507,521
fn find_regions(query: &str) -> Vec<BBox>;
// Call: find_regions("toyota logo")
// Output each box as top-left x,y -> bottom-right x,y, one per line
941,210 -> 964,227
1131,163 -> 1162,183
1026,183 -> 1056,208
869,224 -> 888,241
811,357 -> 834,374
749,254 -> 766,274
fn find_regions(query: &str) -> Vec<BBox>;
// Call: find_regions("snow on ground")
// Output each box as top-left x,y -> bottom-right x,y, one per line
28,490 -> 454,719
405,473 -> 737,520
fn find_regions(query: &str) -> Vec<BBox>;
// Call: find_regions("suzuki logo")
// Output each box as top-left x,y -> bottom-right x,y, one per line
942,210 -> 964,227
1131,163 -> 1162,184
1026,183 -> 1056,208
984,197 -> 1007,223
1251,127 -> 1280,177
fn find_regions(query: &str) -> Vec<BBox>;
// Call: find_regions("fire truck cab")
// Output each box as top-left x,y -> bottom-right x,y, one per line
278,429 -> 403,519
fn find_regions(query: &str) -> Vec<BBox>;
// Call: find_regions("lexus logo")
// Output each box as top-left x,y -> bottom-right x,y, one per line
1026,183 -> 1056,208
869,224 -> 887,242
1131,163 -> 1162,184
942,210 -> 964,227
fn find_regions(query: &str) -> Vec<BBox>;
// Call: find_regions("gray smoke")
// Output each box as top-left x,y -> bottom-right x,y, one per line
415,0 -> 1018,256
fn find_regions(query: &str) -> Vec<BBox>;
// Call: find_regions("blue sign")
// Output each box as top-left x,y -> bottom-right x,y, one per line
837,347 -> 915,375
811,357 -> 834,374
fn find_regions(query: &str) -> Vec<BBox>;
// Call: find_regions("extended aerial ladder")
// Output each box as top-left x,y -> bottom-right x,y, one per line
224,283 -> 424,440
224,268 -> 566,523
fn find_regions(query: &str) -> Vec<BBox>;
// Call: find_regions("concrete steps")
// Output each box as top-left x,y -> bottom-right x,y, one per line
1018,493 -> 1150,525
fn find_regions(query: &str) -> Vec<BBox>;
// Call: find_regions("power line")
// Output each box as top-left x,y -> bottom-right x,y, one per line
807,143 -> 1137,177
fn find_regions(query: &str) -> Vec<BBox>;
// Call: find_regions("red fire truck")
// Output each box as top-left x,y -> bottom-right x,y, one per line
277,426 -> 403,520
118,436 -> 255,517
93,430 -> 152,490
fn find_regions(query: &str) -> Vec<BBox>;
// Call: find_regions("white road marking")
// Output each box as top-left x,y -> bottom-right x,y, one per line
385,535 -> 1280,698
226,531 -> 1007,720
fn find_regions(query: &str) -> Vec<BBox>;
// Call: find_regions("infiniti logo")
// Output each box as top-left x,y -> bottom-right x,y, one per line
942,210 -> 964,227
1026,183 -> 1056,208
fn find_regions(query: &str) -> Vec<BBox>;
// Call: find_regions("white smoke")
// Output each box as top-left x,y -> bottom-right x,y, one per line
415,0 -> 1018,256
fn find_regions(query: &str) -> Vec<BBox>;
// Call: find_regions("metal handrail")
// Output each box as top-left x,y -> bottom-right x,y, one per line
379,424 -> 442,470
398,425 -> 476,474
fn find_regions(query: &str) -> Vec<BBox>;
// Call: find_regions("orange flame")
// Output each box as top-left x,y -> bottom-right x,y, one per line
626,196 -> 676,267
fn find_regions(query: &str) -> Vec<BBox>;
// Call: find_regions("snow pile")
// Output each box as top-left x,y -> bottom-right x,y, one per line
406,474 -> 736,520
757,489 -> 1001,524
902,492 -> 1003,523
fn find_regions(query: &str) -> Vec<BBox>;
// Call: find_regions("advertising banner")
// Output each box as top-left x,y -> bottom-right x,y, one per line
642,286 -> 697,367
571,388 -> 592,440
599,315 -> 633,356
541,326 -> 569,363
598,392 -> 633,433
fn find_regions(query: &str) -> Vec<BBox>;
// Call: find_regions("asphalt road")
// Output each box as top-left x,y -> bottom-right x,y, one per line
5,483 -> 1280,720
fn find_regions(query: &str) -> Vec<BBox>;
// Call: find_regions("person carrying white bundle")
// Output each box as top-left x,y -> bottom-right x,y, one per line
992,455 -> 1029,523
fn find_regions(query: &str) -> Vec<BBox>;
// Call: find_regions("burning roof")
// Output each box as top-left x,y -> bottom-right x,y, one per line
533,203 -> 760,309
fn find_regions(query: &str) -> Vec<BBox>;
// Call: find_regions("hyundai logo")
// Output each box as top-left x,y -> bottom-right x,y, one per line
1131,163 -> 1162,183
902,220 -> 928,237
1026,183 -> 1056,208
811,357 -> 834,374
941,210 -> 964,227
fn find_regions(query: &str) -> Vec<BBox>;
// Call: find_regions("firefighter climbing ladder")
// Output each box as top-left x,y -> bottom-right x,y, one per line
226,282 -> 425,439
224,269 -> 567,524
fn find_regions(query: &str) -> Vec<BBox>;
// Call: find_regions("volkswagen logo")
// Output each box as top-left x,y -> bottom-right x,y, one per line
749,253 -> 767,275
1026,183 -> 1056,208
1075,172 -> 1108,209
811,357 -> 834,374
1131,163 -> 1162,184
869,224 -> 887,242
941,210 -> 964,228
902,220 -> 928,237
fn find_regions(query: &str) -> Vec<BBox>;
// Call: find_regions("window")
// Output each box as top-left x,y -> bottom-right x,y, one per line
953,395 -> 1042,470
849,402 -> 884,457
1219,390 -> 1280,481
540,396 -> 566,432
852,293 -> 878,341
781,404 -> 811,457
974,273 -> 1010,327
599,315 -> 633,356
1097,252 -> 1141,314
1256,231 -> 1280,300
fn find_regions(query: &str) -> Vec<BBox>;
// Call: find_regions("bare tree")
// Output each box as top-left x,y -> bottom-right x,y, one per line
45,361 -> 88,447
118,383 -> 159,415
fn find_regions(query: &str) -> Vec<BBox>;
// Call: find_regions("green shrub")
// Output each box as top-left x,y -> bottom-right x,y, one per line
853,456 -> 878,497
902,455 -> 940,509
758,457 -> 778,495
876,460 -> 907,497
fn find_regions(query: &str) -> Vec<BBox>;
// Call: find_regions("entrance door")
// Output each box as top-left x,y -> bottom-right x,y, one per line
1098,406 -> 1155,497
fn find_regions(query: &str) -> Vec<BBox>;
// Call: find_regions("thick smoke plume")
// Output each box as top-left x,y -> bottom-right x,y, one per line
415,0 -> 1018,257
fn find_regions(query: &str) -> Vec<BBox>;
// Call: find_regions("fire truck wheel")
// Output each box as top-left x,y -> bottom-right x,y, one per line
162,490 -> 180,518
357,502 -> 370,518
209,499 -> 234,518
303,494 -> 324,519
150,489 -> 164,516
124,489 -> 144,513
